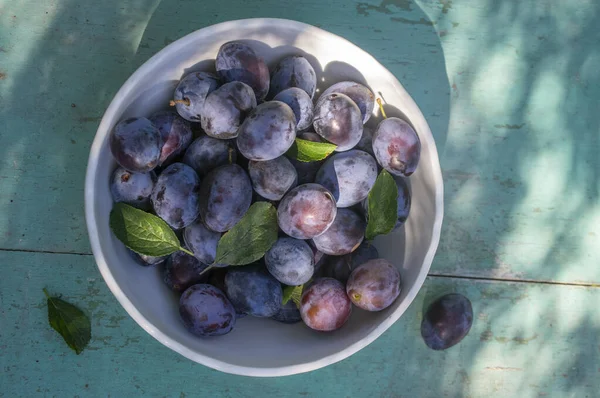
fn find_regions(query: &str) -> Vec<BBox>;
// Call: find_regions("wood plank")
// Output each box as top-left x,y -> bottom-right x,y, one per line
0,0 -> 598,284
1,250 -> 598,397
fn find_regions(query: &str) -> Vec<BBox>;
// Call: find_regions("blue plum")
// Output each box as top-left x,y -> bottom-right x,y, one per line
273,87 -> 314,131
110,117 -> 163,173
215,41 -> 270,101
346,259 -> 401,311
269,55 -> 317,98
300,277 -> 352,331
421,293 -> 473,350
320,81 -> 375,124
198,164 -> 252,232
271,300 -> 302,324
363,175 -> 411,229
150,162 -> 201,229
248,156 -> 297,201
312,208 -> 365,256
163,251 -> 209,293
182,135 -> 236,177
224,266 -> 283,317
352,241 -> 380,267
313,93 -> 363,152
265,237 -> 314,285
184,219 -> 226,266
372,117 -> 421,177
287,131 -> 324,185
149,110 -> 193,166
277,183 -> 337,240
355,126 -> 375,157
201,81 -> 256,139
110,167 -> 156,210
207,267 -> 228,292
172,71 -> 220,122
179,284 -> 236,337
236,101 -> 296,161
315,241 -> 379,283
315,149 -> 378,208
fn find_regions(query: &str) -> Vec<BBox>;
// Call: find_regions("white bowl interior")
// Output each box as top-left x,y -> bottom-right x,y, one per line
85,18 -> 443,377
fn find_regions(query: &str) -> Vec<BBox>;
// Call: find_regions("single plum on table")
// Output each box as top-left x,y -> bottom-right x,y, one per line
313,93 -> 363,152
273,87 -> 314,131
265,237 -> 314,285
320,81 -> 375,124
150,163 -> 201,229
163,251 -> 209,293
148,110 -> 193,166
269,55 -> 317,98
171,71 -> 220,122
198,164 -> 252,232
300,277 -> 352,332
110,167 -> 156,210
346,259 -> 401,311
248,156 -> 298,201
277,183 -> 337,240
182,135 -> 237,177
236,101 -> 296,161
216,41 -> 270,101
201,81 -> 256,139
315,149 -> 378,208
224,266 -> 283,318
179,284 -> 236,337
421,293 -> 473,350
312,208 -> 365,256
372,117 -> 421,177
110,117 -> 163,173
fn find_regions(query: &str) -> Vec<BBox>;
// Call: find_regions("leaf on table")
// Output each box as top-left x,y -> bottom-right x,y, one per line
282,284 -> 304,308
44,288 -> 91,355
365,169 -> 398,240
109,202 -> 186,257
286,138 -> 337,162
215,202 -> 278,266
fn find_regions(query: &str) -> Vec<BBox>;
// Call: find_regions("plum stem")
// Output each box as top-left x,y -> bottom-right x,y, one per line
180,246 -> 194,257
228,147 -> 234,164
377,98 -> 387,119
198,265 -> 214,278
170,98 -> 190,107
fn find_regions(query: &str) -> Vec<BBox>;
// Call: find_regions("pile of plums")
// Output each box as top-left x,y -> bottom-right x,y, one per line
109,40 -> 422,337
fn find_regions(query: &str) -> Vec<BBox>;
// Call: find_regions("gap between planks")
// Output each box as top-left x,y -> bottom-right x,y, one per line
1,247 -> 599,288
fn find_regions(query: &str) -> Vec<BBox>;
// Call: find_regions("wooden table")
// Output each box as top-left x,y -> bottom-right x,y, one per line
1,0 -> 598,396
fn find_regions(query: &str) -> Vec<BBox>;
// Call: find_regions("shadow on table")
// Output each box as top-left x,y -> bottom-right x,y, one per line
2,0 -> 599,395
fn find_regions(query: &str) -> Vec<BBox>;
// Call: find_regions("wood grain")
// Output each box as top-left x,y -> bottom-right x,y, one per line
1,0 -> 598,283
1,250 -> 598,397
0,0 -> 599,395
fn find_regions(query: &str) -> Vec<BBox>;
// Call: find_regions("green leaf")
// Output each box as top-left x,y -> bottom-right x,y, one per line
109,202 -> 191,257
286,138 -> 337,162
282,284 -> 304,308
215,202 -> 278,265
44,288 -> 91,355
365,170 -> 398,240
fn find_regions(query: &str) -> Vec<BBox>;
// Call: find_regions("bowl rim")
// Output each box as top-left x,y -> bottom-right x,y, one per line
85,17 -> 444,377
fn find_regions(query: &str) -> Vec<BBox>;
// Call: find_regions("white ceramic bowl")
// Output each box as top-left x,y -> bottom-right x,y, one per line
85,18 -> 443,377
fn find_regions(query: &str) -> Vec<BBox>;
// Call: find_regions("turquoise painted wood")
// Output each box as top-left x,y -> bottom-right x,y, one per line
1,0 -> 599,396
0,0 -> 598,283
1,251 -> 598,397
